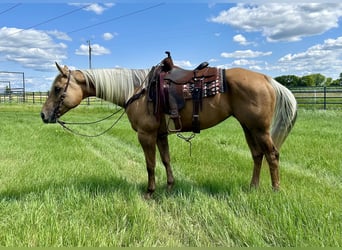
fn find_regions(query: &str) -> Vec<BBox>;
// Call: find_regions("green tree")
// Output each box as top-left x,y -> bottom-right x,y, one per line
331,79 -> 341,86
301,75 -> 315,87
311,73 -> 326,86
275,75 -> 301,87
325,77 -> 333,86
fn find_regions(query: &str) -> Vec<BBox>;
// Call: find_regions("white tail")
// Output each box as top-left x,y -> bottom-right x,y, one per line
268,77 -> 297,149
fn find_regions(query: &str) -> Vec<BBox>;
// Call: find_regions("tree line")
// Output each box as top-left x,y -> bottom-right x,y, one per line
275,73 -> 342,87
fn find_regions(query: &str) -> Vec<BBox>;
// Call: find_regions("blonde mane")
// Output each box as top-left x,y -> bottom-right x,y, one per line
80,68 -> 150,106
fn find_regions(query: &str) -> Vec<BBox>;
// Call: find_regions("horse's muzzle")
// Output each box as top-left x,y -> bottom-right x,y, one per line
40,111 -> 57,124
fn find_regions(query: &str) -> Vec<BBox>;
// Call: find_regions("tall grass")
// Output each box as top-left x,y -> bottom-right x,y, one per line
0,104 -> 341,247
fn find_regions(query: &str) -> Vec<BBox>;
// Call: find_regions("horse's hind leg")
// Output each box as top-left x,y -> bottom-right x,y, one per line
242,125 -> 264,188
157,133 -> 174,191
255,132 -> 280,190
263,140 -> 280,190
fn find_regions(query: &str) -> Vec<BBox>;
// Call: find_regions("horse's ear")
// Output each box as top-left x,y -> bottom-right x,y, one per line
55,62 -> 69,76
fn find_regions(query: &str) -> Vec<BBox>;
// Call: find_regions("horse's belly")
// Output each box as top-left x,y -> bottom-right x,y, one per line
177,95 -> 231,132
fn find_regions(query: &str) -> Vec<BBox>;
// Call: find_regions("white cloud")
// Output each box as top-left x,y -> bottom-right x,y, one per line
210,3 -> 342,42
233,59 -> 256,66
0,27 -> 68,71
174,60 -> 193,68
249,65 -> 262,71
103,32 -> 118,41
46,30 -> 72,41
216,37 -> 342,78
103,32 -> 113,40
233,34 -> 246,44
233,34 -> 253,46
221,49 -> 272,58
209,58 -> 218,63
85,4 -> 106,15
277,36 -> 342,77
75,43 -> 110,56
69,3 -> 115,15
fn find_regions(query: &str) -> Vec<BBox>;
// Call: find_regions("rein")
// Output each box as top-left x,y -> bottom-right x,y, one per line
57,108 -> 125,138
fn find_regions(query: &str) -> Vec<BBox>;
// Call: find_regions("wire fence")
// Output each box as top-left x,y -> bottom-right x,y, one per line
1,87 -> 342,109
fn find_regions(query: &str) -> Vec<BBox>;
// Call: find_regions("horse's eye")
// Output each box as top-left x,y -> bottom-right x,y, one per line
54,86 -> 62,94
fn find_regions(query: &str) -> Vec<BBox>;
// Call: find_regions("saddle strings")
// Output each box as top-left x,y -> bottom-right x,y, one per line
177,132 -> 196,156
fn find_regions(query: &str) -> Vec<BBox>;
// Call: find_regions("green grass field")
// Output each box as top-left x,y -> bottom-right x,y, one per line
0,104 -> 341,247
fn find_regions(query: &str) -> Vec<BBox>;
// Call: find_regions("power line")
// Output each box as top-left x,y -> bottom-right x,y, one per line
67,3 -> 165,35
0,3 -> 22,16
3,3 -> 164,42
25,4 -> 91,30
6,3 -> 92,38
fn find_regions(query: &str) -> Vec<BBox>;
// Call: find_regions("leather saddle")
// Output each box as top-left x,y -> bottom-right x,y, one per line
148,51 -> 224,133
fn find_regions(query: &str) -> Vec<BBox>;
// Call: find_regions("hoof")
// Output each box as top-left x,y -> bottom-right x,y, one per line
249,182 -> 259,190
144,193 -> 152,200
144,189 -> 154,200
167,181 -> 174,192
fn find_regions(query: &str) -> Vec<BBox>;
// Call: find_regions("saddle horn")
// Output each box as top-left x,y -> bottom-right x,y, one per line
162,51 -> 173,71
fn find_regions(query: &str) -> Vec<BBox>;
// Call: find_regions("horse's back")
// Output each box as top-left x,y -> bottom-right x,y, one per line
225,67 -> 271,90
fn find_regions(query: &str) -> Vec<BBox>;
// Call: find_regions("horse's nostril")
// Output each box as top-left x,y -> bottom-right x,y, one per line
40,112 -> 48,123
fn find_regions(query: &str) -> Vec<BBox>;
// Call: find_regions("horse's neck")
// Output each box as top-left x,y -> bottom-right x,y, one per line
80,68 -> 149,106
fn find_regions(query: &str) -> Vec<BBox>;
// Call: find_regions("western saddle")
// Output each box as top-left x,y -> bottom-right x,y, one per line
148,51 -> 225,133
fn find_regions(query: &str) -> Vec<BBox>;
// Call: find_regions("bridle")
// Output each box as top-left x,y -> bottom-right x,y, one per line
53,69 -> 72,120
52,67 -> 155,138
53,69 -> 126,137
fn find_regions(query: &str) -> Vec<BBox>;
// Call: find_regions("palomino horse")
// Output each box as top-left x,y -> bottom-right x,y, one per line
41,57 -> 297,198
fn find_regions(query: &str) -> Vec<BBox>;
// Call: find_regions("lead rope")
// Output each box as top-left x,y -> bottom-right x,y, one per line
176,132 -> 196,156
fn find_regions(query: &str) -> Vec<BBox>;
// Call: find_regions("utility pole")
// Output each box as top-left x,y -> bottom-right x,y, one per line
86,40 -> 92,105
87,40 -> 92,69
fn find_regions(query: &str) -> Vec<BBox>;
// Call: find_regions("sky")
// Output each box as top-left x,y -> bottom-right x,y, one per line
1,2 -> 342,91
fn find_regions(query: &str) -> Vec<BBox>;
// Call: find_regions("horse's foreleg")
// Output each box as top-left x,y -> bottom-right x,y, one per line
157,133 -> 174,191
138,131 -> 157,198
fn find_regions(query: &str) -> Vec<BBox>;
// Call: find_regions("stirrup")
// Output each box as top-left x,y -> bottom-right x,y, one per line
167,116 -> 182,132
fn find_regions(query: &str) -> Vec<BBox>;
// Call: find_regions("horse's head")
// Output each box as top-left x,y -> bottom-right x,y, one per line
40,63 -> 85,123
